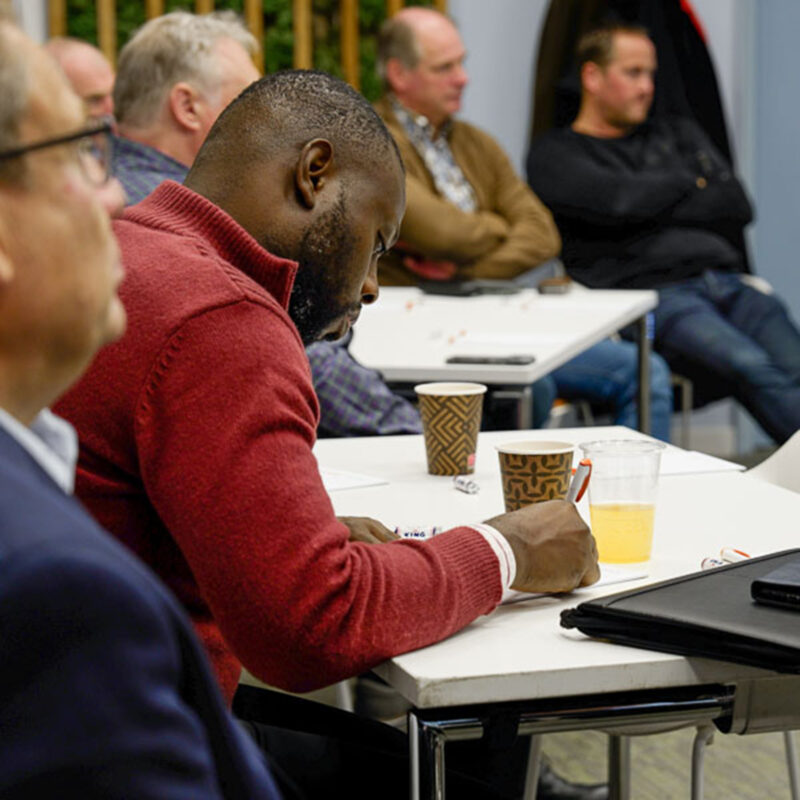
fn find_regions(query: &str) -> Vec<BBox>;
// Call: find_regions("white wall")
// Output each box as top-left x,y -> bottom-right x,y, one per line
753,0 -> 800,319
449,0 -> 548,174
12,0 -> 47,42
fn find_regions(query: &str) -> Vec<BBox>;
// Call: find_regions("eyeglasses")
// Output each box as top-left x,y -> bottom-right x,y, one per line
0,121 -> 112,185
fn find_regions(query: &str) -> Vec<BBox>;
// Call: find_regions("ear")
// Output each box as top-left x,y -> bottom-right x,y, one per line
386,58 -> 409,95
0,213 -> 15,286
168,82 -> 204,132
581,61 -> 603,95
0,253 -> 13,289
294,138 -> 335,210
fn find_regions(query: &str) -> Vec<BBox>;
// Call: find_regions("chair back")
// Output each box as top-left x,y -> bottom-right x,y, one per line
747,430 -> 800,493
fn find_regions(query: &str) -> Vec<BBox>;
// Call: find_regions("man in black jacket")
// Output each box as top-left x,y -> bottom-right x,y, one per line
528,23 -> 800,444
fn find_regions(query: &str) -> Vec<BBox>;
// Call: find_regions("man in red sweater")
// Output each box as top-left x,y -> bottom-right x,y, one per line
56,70 -> 599,798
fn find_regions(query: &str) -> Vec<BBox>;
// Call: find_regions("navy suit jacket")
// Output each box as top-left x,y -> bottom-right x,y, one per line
0,427 -> 280,798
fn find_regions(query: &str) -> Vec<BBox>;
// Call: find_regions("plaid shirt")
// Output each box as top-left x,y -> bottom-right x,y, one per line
307,339 -> 422,438
111,135 -> 189,206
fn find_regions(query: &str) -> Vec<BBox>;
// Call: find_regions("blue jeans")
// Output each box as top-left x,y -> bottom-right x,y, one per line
549,339 -> 673,442
653,270 -> 800,443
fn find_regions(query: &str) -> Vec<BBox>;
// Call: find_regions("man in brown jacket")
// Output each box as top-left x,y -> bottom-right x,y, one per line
374,6 -> 673,442
376,9 -> 559,285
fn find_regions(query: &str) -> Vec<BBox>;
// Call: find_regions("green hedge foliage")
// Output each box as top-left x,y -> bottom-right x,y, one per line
64,0 -> 431,101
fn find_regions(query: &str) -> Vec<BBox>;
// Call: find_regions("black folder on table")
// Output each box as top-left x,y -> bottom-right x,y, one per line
560,549 -> 800,673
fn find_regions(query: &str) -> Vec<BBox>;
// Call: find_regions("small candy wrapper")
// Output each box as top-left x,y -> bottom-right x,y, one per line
453,475 -> 480,494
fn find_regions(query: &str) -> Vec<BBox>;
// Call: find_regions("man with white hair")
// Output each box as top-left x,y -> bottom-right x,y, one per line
111,10 -> 260,204
44,36 -> 115,120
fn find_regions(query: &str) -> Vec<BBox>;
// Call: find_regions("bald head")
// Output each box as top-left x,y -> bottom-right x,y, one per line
377,7 -> 467,132
44,37 -> 114,120
186,70 -> 406,346
393,6 -> 453,39
188,69 -> 402,207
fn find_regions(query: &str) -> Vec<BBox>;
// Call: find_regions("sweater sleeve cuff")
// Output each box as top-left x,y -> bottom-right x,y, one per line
465,523 -> 516,595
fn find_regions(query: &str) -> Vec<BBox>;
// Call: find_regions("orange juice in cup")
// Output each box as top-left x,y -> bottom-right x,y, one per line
580,440 -> 665,564
588,501 -> 656,563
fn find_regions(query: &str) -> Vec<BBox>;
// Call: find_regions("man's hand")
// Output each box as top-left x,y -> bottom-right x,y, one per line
339,516 -> 399,545
485,500 -> 600,593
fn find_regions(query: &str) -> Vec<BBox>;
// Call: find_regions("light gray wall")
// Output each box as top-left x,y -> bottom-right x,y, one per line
12,0 -> 47,42
754,0 -> 800,320
449,0 -> 548,174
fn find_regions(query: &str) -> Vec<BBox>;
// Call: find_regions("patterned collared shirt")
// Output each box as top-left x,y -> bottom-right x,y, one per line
391,96 -> 477,212
111,135 -> 189,205
307,338 -> 422,438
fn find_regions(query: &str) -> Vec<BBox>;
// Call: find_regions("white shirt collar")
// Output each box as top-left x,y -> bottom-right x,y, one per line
0,406 -> 78,494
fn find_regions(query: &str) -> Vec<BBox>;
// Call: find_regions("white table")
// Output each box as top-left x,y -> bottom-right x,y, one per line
349,286 -> 658,431
315,428 -> 800,799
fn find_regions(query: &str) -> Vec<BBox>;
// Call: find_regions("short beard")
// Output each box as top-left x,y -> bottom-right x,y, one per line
287,190 -> 355,345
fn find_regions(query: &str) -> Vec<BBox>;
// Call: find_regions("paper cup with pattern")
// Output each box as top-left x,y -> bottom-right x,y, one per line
496,440 -> 574,511
415,382 -> 487,475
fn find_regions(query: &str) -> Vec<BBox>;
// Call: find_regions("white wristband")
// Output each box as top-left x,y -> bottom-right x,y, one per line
468,522 -> 517,593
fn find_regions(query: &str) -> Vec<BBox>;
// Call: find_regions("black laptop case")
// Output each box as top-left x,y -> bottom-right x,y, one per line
560,549 -> 800,673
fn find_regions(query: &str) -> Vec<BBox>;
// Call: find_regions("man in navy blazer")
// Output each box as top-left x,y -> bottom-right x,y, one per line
0,20 -> 279,798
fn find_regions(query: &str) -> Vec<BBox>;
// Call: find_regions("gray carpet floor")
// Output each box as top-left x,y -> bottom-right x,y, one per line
543,727 -> 796,799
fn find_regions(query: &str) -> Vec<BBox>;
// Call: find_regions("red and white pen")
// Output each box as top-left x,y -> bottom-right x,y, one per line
701,547 -> 751,569
566,458 -> 592,503
720,547 -> 750,563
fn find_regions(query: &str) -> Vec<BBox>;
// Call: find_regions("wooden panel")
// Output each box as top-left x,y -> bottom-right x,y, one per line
243,0 -> 264,73
340,0 -> 359,89
145,0 -> 165,19
47,0 -> 67,37
195,0 -> 214,14
96,0 -> 116,66
293,0 -> 312,70
386,0 -> 404,17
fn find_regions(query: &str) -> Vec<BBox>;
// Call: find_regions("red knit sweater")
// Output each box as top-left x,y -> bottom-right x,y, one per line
56,182 -> 503,703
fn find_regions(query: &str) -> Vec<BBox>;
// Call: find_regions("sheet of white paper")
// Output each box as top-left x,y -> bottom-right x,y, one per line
501,563 -> 649,605
658,449 -> 744,475
320,468 -> 389,492
569,448 -> 743,476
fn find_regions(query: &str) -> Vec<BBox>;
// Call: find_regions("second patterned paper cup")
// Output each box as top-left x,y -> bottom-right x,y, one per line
415,382 -> 487,475
496,440 -> 574,511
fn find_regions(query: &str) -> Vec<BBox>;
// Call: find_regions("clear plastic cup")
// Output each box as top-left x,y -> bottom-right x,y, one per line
579,439 -> 666,563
